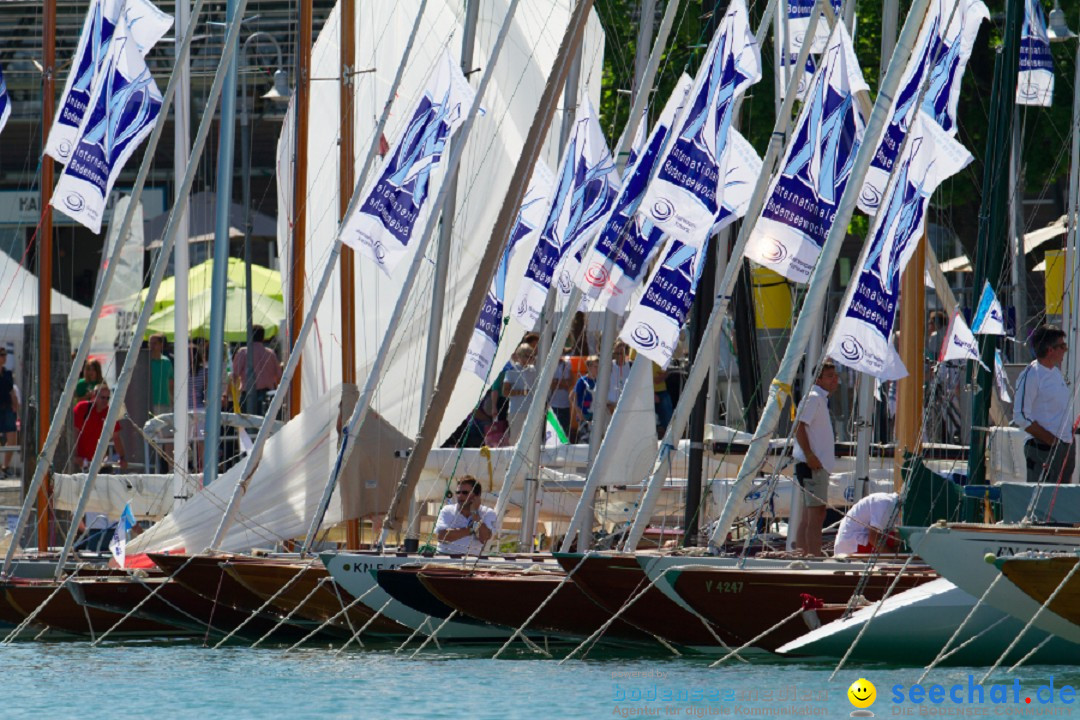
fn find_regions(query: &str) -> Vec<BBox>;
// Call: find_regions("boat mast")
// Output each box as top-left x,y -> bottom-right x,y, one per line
204,0 -> 244,486
207,1 -> 430,549
703,0 -> 938,550
968,0 -> 1025,486
339,0 -> 358,549
174,0 -> 192,494
289,0 -> 313,420
36,0 -> 57,552
376,0 -> 600,547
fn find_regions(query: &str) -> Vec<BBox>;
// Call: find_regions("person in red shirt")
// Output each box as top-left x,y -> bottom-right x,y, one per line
73,386 -> 127,469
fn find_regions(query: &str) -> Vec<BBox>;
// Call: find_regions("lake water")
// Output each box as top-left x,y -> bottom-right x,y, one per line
4,640 -> 1079,719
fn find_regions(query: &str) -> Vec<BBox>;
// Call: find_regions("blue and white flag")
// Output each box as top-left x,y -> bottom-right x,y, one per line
108,501 -> 137,567
1017,0 -> 1054,106
575,75 -> 692,314
51,17 -> 164,235
46,0 -> 172,164
971,280 -> 1006,335
342,49 -> 477,276
638,0 -> 761,249
828,112 -> 972,380
775,0 -> 844,101
0,62 -> 10,138
746,23 -> 868,284
995,348 -> 1013,403
463,161 -> 555,379
939,310 -> 988,369
511,96 -> 619,331
620,134 -> 762,367
858,0 -> 988,214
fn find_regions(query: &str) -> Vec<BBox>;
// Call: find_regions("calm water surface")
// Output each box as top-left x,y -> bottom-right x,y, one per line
3,640 -> 1078,719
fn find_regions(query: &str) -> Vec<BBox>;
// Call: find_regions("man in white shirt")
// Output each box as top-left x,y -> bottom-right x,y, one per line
834,492 -> 899,556
1014,324 -> 1074,484
607,341 -> 632,411
793,361 -> 839,556
435,476 -> 497,555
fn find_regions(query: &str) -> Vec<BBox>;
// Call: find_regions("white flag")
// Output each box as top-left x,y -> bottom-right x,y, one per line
511,96 -> 619,331
108,501 -> 137,568
52,16 -> 164,234
1017,0 -> 1054,106
939,310 -> 988,368
858,0 -> 988,214
637,0 -> 761,248
746,23 -> 868,284
995,348 -> 1013,403
971,280 -> 1006,335
46,0 -> 172,164
463,161 -> 555,380
774,0 -> 845,101
828,112 -> 973,380
341,49 -> 477,276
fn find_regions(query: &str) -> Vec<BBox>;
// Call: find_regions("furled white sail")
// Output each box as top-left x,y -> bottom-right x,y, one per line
279,1 -> 605,443
127,386 -> 346,554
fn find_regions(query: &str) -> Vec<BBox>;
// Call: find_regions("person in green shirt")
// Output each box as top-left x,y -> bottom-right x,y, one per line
148,334 -> 174,415
75,359 -> 104,401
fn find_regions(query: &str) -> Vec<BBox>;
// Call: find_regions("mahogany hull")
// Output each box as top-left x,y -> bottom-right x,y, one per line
416,569 -> 655,642
999,556 -> 1080,626
222,559 -> 409,636
556,554 -> 731,647
670,566 -> 934,652
1,579 -> 179,638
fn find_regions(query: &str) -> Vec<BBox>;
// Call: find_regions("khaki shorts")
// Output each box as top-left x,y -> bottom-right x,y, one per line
796,462 -> 829,508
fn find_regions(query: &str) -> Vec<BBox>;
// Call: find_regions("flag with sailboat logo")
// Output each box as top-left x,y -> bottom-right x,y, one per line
0,62 -> 10,137
774,0 -> 844,101
1016,0 -> 1054,106
827,112 -> 973,380
464,161 -> 555,380
109,501 -> 137,568
637,0 -> 761,249
46,0 -> 172,165
575,74 -> 692,315
511,95 -> 619,331
51,16 -> 164,234
971,280 -> 1006,335
746,22 -> 868,284
620,133 -> 762,368
342,49 -> 477,276
858,0 -> 988,215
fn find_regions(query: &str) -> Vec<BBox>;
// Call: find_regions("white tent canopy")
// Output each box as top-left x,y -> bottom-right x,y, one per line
940,215 -> 1068,273
0,248 -> 91,323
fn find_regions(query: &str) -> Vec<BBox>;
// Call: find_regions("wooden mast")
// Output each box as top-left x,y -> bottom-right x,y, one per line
339,0 -> 360,549
37,0 -> 57,552
289,0 -> 313,418
894,237 -> 926,490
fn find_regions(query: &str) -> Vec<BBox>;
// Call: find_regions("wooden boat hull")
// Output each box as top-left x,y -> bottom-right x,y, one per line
416,568 -> 656,642
1,578 -> 179,639
663,564 -> 933,652
554,553 -> 740,649
997,555 -> 1080,645
222,559 -> 409,636
905,524 -> 1080,643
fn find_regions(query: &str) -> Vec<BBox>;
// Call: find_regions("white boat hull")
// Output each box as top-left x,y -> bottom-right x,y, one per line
906,525 -> 1080,645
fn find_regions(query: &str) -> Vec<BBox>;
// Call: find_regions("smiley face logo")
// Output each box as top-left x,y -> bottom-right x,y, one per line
847,678 -> 876,715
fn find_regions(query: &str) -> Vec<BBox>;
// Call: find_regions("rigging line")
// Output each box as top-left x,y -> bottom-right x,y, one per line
333,596 -> 393,654
980,551 -> 1080,684
281,581 -> 379,654
407,608 -> 460,658
1006,632 -> 1054,673
248,573 -> 330,649
213,555 -> 320,647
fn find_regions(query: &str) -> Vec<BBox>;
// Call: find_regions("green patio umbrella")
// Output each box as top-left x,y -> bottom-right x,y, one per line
144,284 -> 285,342
136,257 -> 283,313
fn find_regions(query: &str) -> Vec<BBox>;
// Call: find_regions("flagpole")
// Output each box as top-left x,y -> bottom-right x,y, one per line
705,0 -> 936,551
968,0 -> 1025,486
288,0 -> 312,420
